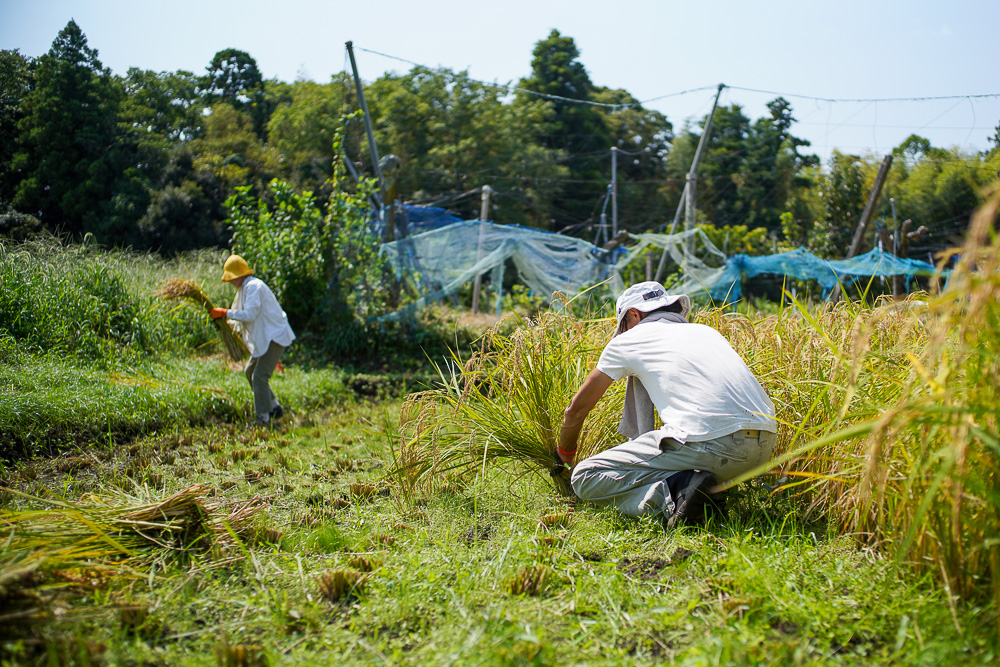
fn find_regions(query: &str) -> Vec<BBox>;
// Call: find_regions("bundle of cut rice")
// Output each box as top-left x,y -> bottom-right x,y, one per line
155,279 -> 250,362
2,484 -> 266,561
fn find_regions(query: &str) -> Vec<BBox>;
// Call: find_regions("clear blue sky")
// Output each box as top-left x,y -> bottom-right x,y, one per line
2,0 -> 998,162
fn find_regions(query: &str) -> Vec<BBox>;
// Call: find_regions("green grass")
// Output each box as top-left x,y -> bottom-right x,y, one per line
2,194 -> 999,664
0,352 -> 352,461
2,399 -> 995,665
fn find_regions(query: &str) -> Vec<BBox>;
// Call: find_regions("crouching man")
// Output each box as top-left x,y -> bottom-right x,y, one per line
557,281 -> 777,527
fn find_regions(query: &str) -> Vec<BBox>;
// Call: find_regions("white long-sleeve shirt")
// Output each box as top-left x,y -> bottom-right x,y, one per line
227,276 -> 296,358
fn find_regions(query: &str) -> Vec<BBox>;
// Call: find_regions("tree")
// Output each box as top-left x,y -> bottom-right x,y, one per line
121,68 -> 202,144
11,20 -> 120,237
0,50 -> 34,207
267,76 -> 353,193
517,30 -> 612,232
687,103 -> 753,228
199,49 -> 268,139
812,151 -> 867,258
190,102 -> 278,194
365,67 -> 566,227
674,98 -> 818,233
740,98 -> 819,231
591,87 -> 674,233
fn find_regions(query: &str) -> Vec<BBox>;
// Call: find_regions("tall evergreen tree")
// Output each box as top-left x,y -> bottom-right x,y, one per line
518,30 -> 611,232
0,49 -> 34,207
199,49 -> 268,139
812,151 -> 867,258
11,20 -> 120,236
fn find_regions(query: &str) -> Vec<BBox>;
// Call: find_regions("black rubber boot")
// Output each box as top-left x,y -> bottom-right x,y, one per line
665,470 -> 717,529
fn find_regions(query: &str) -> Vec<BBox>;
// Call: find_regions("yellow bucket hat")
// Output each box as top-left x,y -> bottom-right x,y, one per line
221,255 -> 254,282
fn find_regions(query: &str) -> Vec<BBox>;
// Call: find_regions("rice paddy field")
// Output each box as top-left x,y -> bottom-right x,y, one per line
1,191 -> 999,665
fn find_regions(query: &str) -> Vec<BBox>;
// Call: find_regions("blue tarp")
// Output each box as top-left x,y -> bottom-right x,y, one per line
713,247 -> 943,301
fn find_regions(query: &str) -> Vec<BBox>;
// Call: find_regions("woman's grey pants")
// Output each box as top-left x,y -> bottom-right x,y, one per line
570,428 -> 776,519
244,341 -> 285,419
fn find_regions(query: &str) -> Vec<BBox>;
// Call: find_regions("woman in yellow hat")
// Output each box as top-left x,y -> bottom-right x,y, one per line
209,255 -> 296,427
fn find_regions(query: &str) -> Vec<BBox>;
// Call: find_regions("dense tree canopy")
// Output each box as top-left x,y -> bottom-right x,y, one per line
11,20 -> 120,235
2,21 -> 998,262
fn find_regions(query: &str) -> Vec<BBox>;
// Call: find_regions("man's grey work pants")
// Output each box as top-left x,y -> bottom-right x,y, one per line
570,428 -> 776,520
244,341 -> 285,419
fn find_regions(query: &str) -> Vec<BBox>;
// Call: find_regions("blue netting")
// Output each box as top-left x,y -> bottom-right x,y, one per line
713,247 -> 943,301
400,205 -> 463,235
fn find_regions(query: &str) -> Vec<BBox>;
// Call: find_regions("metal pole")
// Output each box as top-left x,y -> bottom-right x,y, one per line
655,83 -> 725,283
611,147 -> 618,238
471,185 -> 492,313
345,41 -> 384,191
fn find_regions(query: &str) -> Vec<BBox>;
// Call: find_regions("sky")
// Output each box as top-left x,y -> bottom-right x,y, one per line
2,0 -> 999,164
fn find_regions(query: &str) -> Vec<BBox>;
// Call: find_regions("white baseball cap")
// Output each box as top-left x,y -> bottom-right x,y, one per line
614,281 -> 691,336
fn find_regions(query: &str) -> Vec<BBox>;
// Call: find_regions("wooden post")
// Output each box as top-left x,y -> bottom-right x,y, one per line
831,154 -> 893,302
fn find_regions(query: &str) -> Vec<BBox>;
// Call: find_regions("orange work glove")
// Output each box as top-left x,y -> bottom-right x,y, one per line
209,308 -> 228,320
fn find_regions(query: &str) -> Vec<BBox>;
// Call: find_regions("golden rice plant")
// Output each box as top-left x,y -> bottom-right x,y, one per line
506,564 -> 551,596
154,278 -> 250,362
316,569 -> 366,602
736,187 -> 1000,623
388,306 -> 624,498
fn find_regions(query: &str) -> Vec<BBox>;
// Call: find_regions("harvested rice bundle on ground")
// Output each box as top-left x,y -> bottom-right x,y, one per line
155,279 -> 250,361
1,484 -> 266,564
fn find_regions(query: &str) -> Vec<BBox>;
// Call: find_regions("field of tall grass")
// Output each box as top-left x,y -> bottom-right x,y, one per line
391,188 -> 1000,633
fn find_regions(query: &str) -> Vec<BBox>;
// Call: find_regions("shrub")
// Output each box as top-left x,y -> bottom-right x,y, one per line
227,113 -> 393,358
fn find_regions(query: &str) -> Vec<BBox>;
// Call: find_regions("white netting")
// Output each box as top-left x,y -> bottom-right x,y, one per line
379,221 -> 727,320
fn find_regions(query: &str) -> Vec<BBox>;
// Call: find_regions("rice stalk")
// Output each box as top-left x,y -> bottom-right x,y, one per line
0,484 -> 266,564
316,568 -> 366,602
389,310 -> 621,497
506,564 -> 551,596
155,279 -> 250,362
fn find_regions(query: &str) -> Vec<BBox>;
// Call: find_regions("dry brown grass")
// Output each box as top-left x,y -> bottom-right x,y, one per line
155,279 -> 250,362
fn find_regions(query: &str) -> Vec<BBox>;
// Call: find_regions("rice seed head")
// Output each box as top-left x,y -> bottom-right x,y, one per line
316,569 -> 366,602
506,564 -> 551,596
154,278 -> 207,304
347,555 -> 382,572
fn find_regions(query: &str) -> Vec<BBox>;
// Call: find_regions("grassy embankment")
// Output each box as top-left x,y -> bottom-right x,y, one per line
0,238 -> 377,461
2,191 -> 999,665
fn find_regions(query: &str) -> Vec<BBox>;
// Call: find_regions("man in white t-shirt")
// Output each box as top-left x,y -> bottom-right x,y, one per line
209,255 -> 296,428
557,281 -> 777,527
